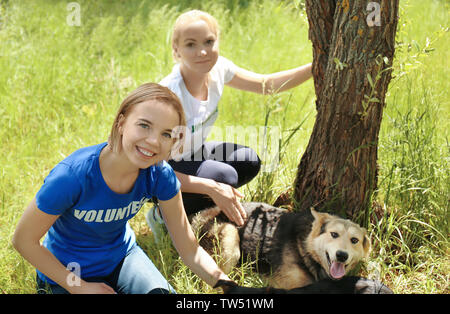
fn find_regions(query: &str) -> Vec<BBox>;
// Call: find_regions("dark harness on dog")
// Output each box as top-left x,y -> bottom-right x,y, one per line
239,204 -> 329,280
239,204 -> 286,271
239,206 -> 283,257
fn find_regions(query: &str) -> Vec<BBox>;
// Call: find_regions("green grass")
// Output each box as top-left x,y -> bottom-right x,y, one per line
0,0 -> 448,294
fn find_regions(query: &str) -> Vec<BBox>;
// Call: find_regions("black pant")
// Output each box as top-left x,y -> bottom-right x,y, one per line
169,142 -> 261,215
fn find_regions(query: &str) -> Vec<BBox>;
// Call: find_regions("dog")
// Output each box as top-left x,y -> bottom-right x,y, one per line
191,202 -> 391,293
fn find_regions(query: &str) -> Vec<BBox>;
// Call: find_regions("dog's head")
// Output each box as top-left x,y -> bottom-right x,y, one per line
306,209 -> 371,280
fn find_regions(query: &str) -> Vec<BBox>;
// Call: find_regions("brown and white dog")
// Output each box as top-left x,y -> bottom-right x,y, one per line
191,202 -> 392,293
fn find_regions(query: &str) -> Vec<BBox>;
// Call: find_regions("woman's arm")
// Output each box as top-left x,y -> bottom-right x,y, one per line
226,62 -> 312,95
12,198 -> 115,294
159,192 -> 230,287
174,171 -> 246,226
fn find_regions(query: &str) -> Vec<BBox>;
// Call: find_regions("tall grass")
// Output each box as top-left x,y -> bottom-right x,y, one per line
0,0 -> 448,293
364,0 -> 449,293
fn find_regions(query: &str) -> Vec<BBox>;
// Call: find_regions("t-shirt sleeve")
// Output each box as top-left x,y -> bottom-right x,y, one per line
219,56 -> 237,83
35,163 -> 82,215
154,161 -> 181,201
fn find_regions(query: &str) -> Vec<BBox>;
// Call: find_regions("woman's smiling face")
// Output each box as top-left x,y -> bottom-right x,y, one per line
118,99 -> 180,169
174,19 -> 219,74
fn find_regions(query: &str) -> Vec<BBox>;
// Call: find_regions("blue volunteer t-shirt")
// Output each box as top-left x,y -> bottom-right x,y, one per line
35,142 -> 180,284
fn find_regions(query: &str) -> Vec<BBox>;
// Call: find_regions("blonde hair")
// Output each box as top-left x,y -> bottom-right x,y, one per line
108,83 -> 186,153
171,10 -> 220,61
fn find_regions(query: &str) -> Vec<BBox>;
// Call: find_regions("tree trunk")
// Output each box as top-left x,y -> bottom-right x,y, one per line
292,0 -> 399,220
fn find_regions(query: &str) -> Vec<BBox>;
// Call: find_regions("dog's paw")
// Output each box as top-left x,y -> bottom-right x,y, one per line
213,279 -> 239,293
354,278 -> 394,294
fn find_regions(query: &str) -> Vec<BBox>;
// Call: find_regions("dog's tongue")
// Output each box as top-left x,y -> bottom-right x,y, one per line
330,261 -> 345,279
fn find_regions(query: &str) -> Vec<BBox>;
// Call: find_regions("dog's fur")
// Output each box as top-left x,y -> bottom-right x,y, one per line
191,202 -> 378,291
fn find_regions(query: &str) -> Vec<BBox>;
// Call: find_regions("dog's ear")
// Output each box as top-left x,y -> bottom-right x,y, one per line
310,207 -> 321,221
310,207 -> 317,218
310,207 -> 333,223
310,208 -> 334,236
361,228 -> 371,258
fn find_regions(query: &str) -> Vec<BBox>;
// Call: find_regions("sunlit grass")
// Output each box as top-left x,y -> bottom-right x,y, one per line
0,0 -> 448,294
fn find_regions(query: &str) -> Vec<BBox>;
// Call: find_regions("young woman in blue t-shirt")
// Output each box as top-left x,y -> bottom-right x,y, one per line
12,83 -> 231,294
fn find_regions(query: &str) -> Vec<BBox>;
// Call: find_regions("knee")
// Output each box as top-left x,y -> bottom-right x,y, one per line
197,160 -> 238,187
238,147 -> 261,178
247,149 -> 261,175
233,148 -> 261,186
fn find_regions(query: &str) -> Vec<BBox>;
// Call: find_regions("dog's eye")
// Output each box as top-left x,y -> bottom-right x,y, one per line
330,232 -> 339,238
351,237 -> 359,244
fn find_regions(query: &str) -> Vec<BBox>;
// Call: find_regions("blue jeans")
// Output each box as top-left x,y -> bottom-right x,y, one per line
36,244 -> 176,294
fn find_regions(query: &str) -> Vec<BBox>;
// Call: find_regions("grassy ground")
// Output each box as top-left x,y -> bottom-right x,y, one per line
0,0 -> 448,294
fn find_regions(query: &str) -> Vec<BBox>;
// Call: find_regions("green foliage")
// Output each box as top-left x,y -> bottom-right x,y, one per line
0,0 -> 448,294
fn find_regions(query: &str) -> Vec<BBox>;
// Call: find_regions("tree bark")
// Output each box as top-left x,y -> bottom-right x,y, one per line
292,0 -> 399,220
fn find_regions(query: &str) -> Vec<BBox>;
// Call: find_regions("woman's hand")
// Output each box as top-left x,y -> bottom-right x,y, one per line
207,182 -> 246,226
173,172 -> 247,226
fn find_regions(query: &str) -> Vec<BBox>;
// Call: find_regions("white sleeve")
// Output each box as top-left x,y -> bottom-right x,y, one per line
218,56 -> 237,83
159,71 -> 184,102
